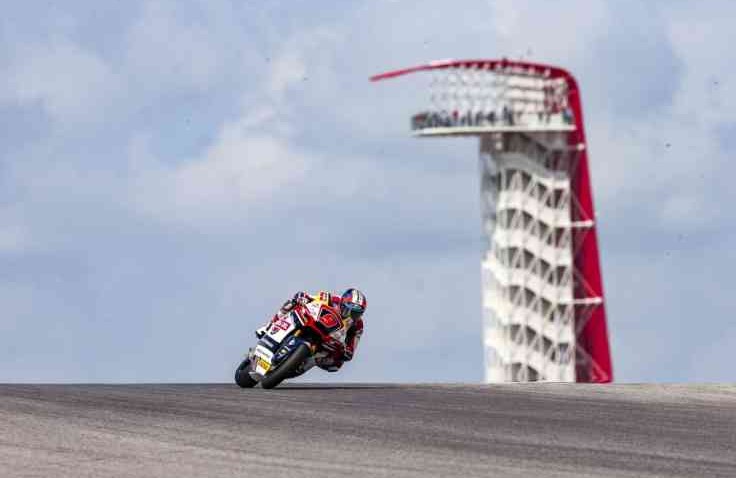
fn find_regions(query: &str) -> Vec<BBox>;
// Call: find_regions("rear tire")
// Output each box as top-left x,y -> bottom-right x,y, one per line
260,344 -> 311,389
234,358 -> 258,388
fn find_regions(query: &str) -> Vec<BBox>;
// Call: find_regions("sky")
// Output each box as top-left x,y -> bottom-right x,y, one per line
1,0 -> 735,383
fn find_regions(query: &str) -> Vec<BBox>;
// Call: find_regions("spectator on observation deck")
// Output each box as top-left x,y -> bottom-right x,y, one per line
487,111 -> 496,125
475,111 -> 485,126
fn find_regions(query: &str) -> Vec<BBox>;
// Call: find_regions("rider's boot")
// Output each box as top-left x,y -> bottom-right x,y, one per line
315,354 -> 343,372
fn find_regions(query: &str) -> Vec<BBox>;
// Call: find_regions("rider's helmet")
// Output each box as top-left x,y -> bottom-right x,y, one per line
340,288 -> 367,321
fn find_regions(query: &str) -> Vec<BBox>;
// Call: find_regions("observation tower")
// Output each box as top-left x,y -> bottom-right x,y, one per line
371,59 -> 613,382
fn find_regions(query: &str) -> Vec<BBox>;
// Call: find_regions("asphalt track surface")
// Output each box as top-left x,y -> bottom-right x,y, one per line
1,384 -> 735,477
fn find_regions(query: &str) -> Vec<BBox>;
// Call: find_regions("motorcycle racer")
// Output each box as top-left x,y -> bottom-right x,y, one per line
256,288 -> 366,373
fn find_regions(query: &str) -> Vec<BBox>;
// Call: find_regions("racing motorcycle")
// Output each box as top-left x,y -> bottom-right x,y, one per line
234,300 -> 348,389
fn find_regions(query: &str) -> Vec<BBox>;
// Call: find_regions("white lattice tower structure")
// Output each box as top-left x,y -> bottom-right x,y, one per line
372,59 -> 613,383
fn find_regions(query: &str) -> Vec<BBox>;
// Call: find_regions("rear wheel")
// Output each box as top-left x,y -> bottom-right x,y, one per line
234,358 -> 258,388
260,344 -> 311,389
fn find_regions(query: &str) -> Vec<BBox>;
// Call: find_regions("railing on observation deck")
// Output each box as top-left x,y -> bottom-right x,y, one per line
411,108 -> 576,134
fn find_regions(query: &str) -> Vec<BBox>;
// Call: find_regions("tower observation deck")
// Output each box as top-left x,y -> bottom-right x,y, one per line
372,59 -> 613,382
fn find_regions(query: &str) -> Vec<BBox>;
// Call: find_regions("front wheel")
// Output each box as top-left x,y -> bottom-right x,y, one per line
260,343 -> 311,389
234,358 -> 258,388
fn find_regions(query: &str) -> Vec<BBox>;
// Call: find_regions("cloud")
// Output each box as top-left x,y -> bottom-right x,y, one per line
490,0 -> 609,62
687,326 -> 736,382
124,0 -> 225,93
588,3 -> 683,119
0,224 -> 27,253
666,1 -> 736,124
129,116 -> 311,226
0,39 -> 119,126
659,193 -> 712,230
267,49 -> 308,102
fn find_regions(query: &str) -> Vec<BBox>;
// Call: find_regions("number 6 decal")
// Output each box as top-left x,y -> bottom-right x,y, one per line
318,311 -> 340,329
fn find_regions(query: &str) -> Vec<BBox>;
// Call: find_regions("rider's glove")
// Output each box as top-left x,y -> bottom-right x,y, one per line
279,299 -> 295,313
293,291 -> 310,306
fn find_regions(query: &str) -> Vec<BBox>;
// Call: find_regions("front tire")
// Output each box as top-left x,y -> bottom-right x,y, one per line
234,358 -> 258,388
260,344 -> 311,389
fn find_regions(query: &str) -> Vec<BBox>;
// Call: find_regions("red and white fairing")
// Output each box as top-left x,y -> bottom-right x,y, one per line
372,59 -> 613,382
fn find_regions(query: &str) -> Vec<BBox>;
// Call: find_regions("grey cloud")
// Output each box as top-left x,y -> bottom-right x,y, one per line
605,235 -> 736,382
587,3 -> 683,120
717,122 -> 736,153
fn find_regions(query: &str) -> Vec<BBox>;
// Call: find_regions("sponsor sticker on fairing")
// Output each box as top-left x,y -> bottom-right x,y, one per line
254,345 -> 273,361
253,345 -> 274,375
257,357 -> 271,373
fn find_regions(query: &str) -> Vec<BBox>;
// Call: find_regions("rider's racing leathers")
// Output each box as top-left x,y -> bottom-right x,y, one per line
256,290 -> 364,372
